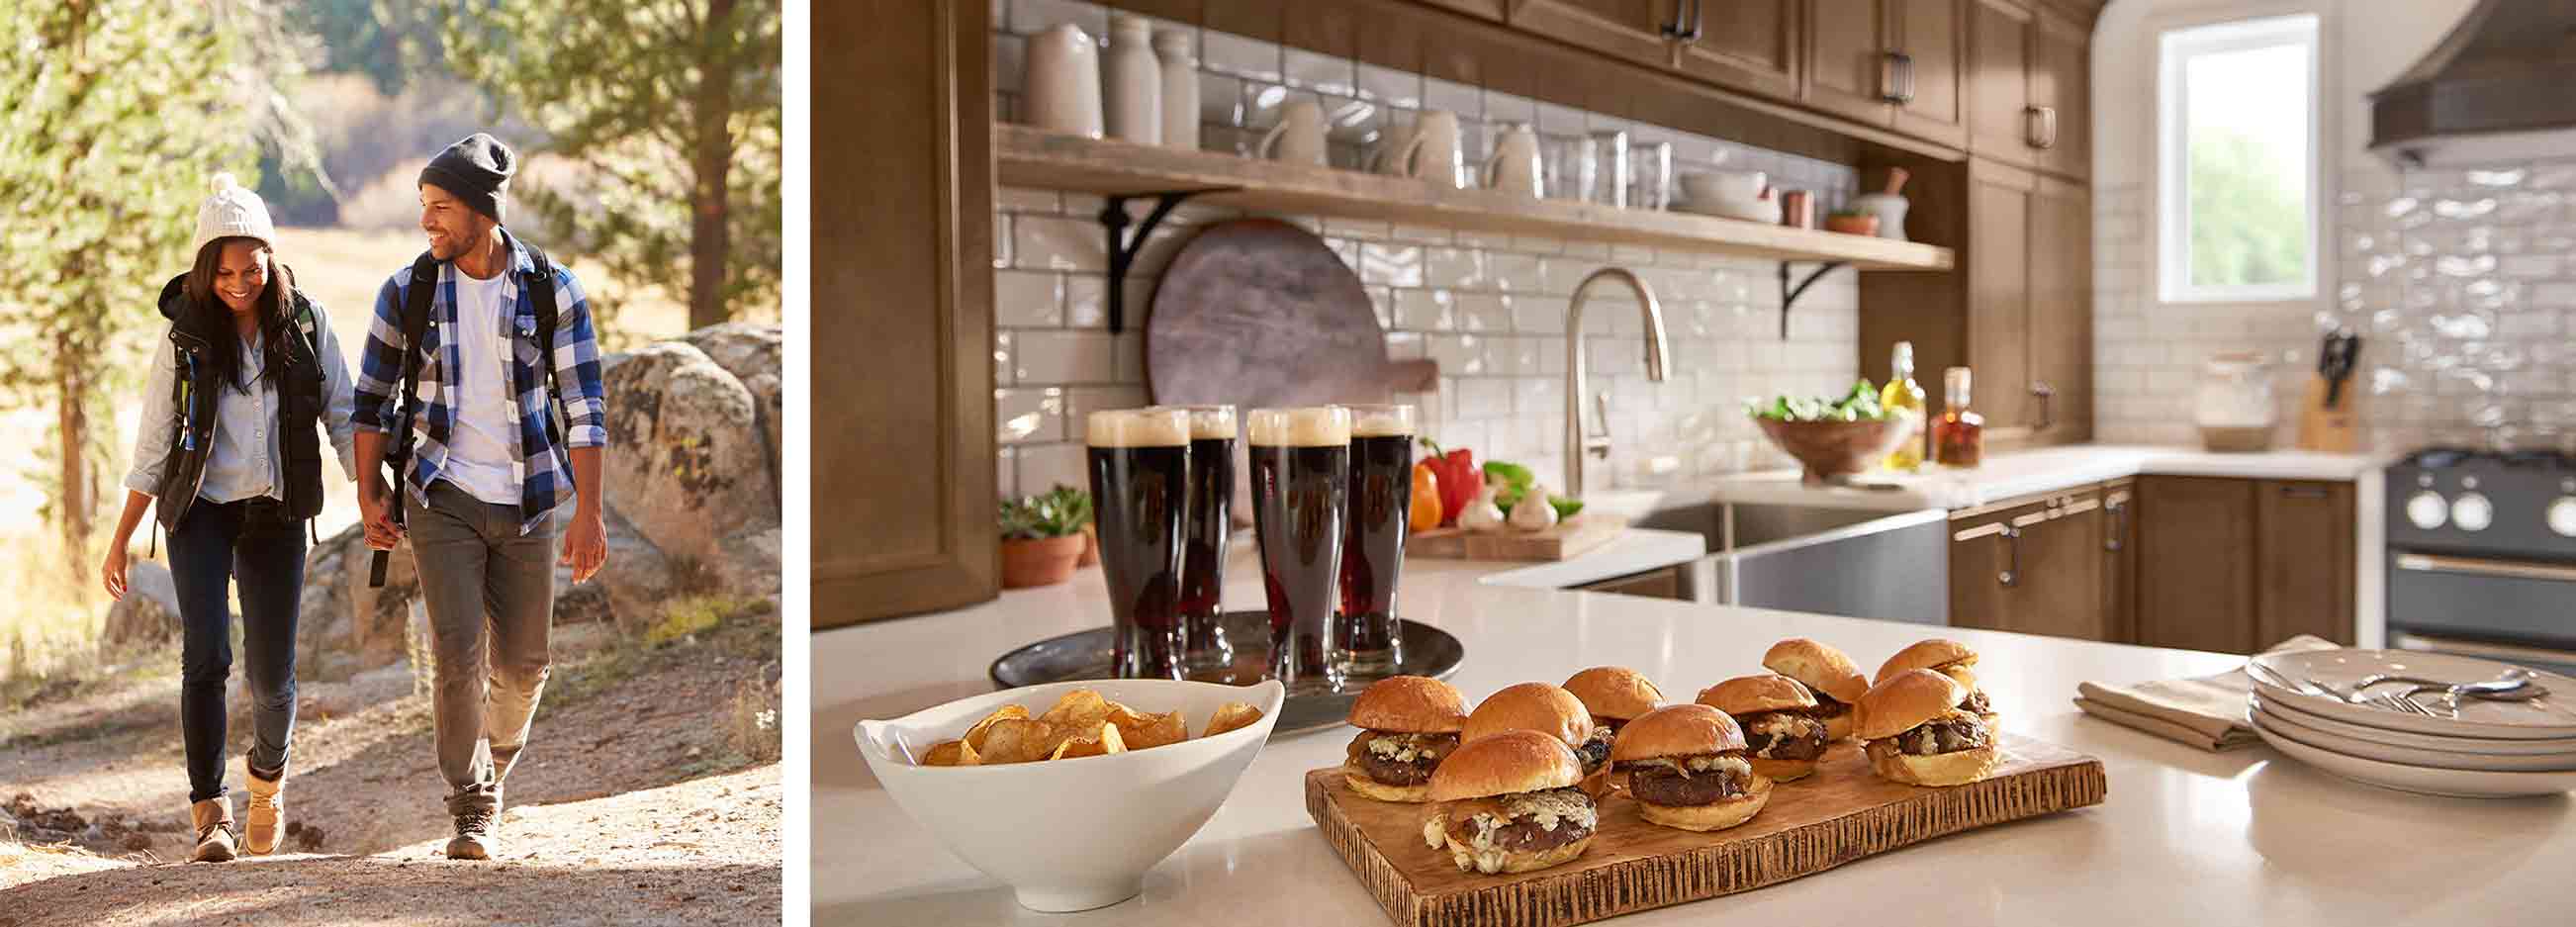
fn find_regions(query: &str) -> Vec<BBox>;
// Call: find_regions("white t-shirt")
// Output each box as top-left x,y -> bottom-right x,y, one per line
441,270 -> 520,505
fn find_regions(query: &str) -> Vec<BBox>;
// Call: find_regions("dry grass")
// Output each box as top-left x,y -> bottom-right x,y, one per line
272,225 -> 691,351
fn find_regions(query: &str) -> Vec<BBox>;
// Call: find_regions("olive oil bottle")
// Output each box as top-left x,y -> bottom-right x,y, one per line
1881,341 -> 1926,472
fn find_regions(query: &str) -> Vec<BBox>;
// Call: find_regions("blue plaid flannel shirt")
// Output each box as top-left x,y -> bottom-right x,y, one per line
353,229 -> 608,535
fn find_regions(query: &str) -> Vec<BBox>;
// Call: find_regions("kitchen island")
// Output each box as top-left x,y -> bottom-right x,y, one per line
818,563 -> 2572,924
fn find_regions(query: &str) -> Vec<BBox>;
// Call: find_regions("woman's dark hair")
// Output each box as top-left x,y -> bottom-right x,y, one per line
182,236 -> 293,394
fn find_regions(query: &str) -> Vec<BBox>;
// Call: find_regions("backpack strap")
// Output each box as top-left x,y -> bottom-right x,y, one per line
392,251 -> 439,466
520,241 -> 565,446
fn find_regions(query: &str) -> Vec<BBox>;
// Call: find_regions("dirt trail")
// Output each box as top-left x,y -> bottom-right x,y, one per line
0,626 -> 781,926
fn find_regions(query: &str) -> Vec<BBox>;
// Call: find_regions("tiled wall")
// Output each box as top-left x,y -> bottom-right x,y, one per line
990,0 -> 1870,501
2094,163 -> 2576,453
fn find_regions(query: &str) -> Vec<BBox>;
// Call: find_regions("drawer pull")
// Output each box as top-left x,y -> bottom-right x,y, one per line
2394,553 -> 2576,583
1998,525 -> 2022,588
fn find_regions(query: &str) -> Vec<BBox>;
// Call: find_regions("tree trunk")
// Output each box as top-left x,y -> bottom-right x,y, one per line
56,333 -> 92,578
687,0 -> 739,330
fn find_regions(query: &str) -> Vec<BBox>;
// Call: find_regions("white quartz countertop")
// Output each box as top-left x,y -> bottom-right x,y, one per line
1694,444 -> 2390,512
817,571 -> 2567,923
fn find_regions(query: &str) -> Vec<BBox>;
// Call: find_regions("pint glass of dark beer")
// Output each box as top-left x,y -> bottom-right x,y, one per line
1166,405 -> 1238,674
1246,406 -> 1350,695
1336,404 -> 1415,680
1084,408 -> 1192,680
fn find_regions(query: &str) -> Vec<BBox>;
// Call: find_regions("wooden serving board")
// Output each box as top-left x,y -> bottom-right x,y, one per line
1409,514 -> 1629,562
1304,734 -> 2106,927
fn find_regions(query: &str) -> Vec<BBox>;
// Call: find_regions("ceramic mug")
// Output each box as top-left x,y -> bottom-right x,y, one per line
1375,110 -> 1464,187
1483,122 -> 1543,198
1024,24 -> 1104,139
1256,100 -> 1328,166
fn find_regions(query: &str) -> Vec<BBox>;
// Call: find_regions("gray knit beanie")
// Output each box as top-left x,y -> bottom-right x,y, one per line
418,133 -> 515,223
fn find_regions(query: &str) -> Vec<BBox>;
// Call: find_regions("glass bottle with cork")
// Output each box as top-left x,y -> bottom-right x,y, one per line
1932,366 -> 1984,468
1880,341 -> 1926,472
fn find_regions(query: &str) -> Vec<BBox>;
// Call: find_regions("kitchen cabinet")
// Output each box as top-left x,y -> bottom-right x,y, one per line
1949,485 -> 2107,641
2133,476 -> 2356,653
2100,477 -> 2135,644
1966,0 -> 2087,178
1802,0 -> 1970,148
817,0 -> 998,626
1575,564 -> 1686,599
1504,0 -> 1800,103
1416,0 -> 1510,20
2025,168 -> 2091,441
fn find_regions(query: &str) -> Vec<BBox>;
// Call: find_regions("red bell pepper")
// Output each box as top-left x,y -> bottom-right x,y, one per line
1419,437 -> 1479,526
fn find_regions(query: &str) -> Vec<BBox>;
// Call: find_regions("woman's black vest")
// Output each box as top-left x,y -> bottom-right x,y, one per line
151,268 -> 326,530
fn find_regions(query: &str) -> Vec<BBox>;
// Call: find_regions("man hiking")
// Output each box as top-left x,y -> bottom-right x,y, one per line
353,133 -> 610,861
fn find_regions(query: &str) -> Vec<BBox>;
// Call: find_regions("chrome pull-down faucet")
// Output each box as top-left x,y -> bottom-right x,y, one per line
1564,267 -> 1669,495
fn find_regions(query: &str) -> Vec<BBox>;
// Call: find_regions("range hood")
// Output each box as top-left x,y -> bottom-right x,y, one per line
2368,0 -> 2576,168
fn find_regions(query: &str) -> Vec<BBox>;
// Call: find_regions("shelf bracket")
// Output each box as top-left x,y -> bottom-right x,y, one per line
1098,188 -> 1234,334
1776,260 -> 1848,340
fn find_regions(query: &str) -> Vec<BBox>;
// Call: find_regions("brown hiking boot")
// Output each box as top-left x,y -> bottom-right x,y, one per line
446,808 -> 496,861
243,768 -> 285,855
189,797 -> 238,863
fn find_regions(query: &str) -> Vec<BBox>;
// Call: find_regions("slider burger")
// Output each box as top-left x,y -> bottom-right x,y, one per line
1856,669 -> 2001,787
1342,676 -> 1469,802
1419,730 -> 1597,875
1695,674 -> 1829,783
1464,683 -> 1613,796
1876,639 -> 1995,721
1561,667 -> 1663,791
1608,704 -> 1773,832
1762,638 -> 1869,741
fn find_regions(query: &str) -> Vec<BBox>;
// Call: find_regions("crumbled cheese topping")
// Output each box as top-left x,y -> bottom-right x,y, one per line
1365,733 -> 1449,765
1432,788 -> 1598,874
1746,713 -> 1803,737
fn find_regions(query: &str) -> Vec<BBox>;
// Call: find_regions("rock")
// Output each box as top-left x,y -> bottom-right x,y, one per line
554,581 -> 613,626
706,522 -> 782,602
103,561 -> 182,644
594,508 -> 683,634
600,341 -> 777,569
297,530 -> 362,681
684,323 -> 782,487
343,525 -> 423,674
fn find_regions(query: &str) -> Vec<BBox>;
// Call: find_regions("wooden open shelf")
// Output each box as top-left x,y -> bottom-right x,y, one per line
995,124 -> 1956,272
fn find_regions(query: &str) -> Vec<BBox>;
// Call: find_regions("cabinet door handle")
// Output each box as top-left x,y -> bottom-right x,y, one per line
2026,106 -> 2059,149
2104,500 -> 2126,551
1997,525 -> 2022,588
1898,52 -> 1916,104
1663,0 -> 1703,42
1881,51 -> 1916,104
2279,484 -> 2331,500
2030,381 -> 2055,430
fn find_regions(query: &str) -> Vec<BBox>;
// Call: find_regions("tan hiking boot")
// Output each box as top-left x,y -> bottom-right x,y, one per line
446,808 -> 496,861
243,768 -> 285,855
189,797 -> 237,863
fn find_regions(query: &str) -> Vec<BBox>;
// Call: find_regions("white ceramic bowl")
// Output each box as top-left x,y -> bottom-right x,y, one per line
855,679 -> 1285,912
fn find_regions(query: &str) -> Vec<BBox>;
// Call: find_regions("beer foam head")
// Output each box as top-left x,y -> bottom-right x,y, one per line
1086,408 -> 1190,447
1161,404 -> 1237,440
1345,404 -> 1416,437
1246,406 -> 1351,446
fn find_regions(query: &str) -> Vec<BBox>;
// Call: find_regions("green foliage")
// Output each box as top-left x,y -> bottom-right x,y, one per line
2187,127 -> 2308,289
295,0 -> 447,95
435,0 -> 782,327
1000,485 -> 1092,540
1747,380 -> 1890,421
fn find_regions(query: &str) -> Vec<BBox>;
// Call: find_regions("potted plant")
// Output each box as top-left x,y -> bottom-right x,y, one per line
999,485 -> 1092,589
1823,209 -> 1880,236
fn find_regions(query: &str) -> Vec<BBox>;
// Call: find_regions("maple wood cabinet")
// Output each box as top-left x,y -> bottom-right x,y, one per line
1949,485 -> 2109,641
2132,476 -> 2356,654
1804,0 -> 1970,148
1503,0 -> 1800,102
1966,0 -> 2088,178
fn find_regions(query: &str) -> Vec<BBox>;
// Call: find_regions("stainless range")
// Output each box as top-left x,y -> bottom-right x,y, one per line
2385,447 -> 2576,650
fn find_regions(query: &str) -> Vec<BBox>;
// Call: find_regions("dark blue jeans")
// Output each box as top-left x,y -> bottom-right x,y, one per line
170,496 -> 305,803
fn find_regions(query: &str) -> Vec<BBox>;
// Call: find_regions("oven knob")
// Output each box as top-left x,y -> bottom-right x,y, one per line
2451,492 -> 2493,532
2406,491 -> 2448,529
2550,497 -> 2576,537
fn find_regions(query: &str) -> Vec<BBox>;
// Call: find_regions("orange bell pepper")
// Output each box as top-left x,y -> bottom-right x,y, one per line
1408,462 -> 1443,533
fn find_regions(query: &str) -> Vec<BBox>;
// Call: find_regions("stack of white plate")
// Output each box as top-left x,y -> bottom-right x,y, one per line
2246,649 -> 2576,797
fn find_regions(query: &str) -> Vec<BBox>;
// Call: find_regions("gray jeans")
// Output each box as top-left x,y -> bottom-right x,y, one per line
410,479 -> 558,817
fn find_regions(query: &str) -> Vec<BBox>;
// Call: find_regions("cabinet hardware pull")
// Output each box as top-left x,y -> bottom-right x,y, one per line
1998,525 -> 2021,588
2026,106 -> 2059,149
2104,500 -> 2125,551
2041,106 -> 2059,148
2395,553 -> 2576,583
1882,51 -> 1903,103
1898,51 -> 1916,104
2030,381 -> 2055,430
2278,485 -> 2331,500
1663,0 -> 1704,43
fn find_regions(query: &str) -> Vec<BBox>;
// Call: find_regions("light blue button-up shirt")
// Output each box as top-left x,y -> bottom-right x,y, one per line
125,307 -> 360,504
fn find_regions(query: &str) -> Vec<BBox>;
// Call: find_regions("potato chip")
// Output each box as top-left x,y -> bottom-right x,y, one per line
963,704 -> 1031,752
1107,705 -> 1188,750
1040,690 -> 1114,729
1048,721 -> 1128,760
975,717 -> 1060,764
920,739 -> 980,767
1203,700 -> 1266,738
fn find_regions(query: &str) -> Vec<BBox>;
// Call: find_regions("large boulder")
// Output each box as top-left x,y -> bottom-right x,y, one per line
591,507 -> 682,633
600,341 -> 776,570
684,323 -> 782,489
103,561 -> 183,644
343,526 -> 422,673
296,528 -> 362,681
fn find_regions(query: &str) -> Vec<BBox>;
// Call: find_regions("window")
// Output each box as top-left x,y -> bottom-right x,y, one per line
2158,14 -> 2320,303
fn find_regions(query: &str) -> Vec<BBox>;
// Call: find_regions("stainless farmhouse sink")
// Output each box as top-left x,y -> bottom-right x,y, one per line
1636,502 -> 1949,625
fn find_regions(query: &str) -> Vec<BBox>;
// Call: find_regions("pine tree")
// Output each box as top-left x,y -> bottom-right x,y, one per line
438,0 -> 782,329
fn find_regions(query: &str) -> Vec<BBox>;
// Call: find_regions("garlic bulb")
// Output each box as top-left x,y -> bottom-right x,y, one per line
1459,482 -> 1508,531
1510,484 -> 1560,531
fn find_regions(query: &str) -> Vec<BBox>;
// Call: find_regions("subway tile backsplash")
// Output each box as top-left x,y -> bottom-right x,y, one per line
990,0 -> 1862,500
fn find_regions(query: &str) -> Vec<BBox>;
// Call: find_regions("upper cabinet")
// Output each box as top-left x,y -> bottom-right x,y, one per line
1801,0 -> 1969,148
1505,0 -> 1800,103
1966,0 -> 2088,179
1417,0 -> 1511,19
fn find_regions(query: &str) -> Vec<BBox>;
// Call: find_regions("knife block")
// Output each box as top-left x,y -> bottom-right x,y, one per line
2296,374 -> 2361,452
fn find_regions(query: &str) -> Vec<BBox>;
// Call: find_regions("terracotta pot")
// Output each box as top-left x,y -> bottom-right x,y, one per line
1754,417 -> 1912,485
1824,214 -> 1881,236
1001,534 -> 1086,589
1077,522 -> 1100,567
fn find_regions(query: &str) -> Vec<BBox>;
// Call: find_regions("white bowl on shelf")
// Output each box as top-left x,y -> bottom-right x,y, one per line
855,679 -> 1286,912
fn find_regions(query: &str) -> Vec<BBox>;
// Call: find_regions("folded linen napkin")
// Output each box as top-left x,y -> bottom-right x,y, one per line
2072,634 -> 2343,751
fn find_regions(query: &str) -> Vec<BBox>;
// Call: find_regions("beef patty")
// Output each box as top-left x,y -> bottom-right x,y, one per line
1896,716 -> 1990,756
1345,730 -> 1459,786
1959,689 -> 1993,715
1445,803 -> 1594,853
1626,763 -> 1750,806
1739,711 -> 1827,761
1808,689 -> 1852,719
1575,726 -> 1614,775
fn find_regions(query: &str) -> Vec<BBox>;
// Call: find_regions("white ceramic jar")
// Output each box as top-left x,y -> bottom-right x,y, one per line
2196,351 -> 2277,451
1153,29 -> 1197,150
1024,24 -> 1103,138
1102,14 -> 1160,144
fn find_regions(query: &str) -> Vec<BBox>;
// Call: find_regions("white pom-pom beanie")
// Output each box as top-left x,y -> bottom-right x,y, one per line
193,172 -> 276,256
